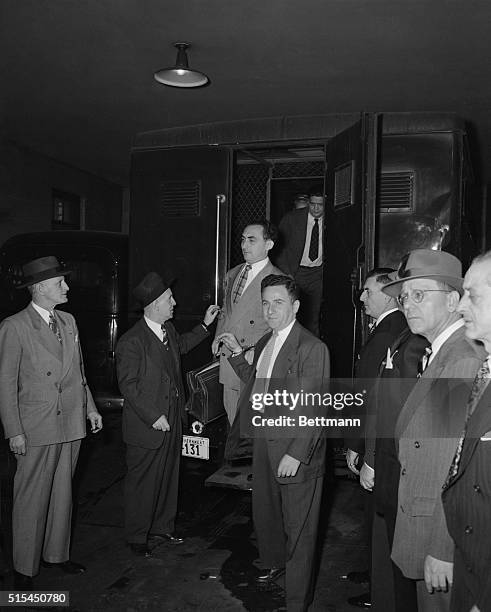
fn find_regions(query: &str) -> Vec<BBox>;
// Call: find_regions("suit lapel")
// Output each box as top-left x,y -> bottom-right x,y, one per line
271,321 -> 300,379
26,304 -> 63,361
58,311 -> 75,379
226,265 -> 242,314
456,384 -> 491,477
229,260 -> 273,327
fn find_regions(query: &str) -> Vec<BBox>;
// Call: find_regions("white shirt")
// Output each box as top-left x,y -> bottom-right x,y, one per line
300,214 -> 323,267
242,257 -> 270,292
144,316 -> 165,342
256,319 -> 296,379
31,301 -> 52,325
428,318 -> 465,366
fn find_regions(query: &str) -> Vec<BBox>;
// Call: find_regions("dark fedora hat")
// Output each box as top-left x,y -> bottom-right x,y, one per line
382,249 -> 463,298
17,256 -> 72,288
133,272 -> 173,308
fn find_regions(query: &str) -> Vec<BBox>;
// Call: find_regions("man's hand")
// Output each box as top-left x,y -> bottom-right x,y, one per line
87,411 -> 103,433
152,415 -> 170,431
277,454 -> 301,478
204,305 -> 221,327
9,434 -> 26,456
215,332 -> 242,354
346,448 -> 360,475
359,462 -> 374,491
424,555 -> 453,593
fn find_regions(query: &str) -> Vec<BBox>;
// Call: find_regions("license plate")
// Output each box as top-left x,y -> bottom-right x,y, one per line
182,435 -> 209,460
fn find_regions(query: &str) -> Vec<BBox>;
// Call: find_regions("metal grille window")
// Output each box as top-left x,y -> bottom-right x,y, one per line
273,161 -> 324,179
334,161 -> 354,208
379,172 -> 414,212
160,180 -> 201,217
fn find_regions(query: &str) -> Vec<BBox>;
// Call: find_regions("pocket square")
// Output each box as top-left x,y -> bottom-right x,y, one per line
480,430 -> 491,441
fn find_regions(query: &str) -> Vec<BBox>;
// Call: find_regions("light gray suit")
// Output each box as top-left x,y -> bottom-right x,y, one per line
392,325 -> 484,610
214,259 -> 282,423
0,304 -> 95,575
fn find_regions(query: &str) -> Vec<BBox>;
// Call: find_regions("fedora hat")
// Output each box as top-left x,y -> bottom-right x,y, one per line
133,272 -> 173,308
382,249 -> 463,298
17,256 -> 72,288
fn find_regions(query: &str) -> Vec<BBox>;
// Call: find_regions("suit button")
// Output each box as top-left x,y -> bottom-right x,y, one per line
401,468 -> 406,475
221,352 -> 226,357
465,525 -> 473,534
241,338 -> 245,343
57,410 -> 61,415
473,484 -> 481,493
414,441 -> 420,448
250,320 -> 254,325
47,371 -> 51,376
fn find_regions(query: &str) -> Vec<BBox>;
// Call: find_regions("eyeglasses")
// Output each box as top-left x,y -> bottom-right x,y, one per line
397,289 -> 451,306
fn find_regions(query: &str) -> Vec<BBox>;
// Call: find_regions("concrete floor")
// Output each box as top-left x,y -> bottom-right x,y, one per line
0,411 -> 369,611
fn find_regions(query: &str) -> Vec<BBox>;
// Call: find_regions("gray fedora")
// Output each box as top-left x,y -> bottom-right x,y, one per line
382,249 -> 463,298
17,256 -> 72,288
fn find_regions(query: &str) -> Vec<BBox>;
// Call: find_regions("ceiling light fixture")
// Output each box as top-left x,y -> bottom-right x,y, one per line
154,42 -> 209,88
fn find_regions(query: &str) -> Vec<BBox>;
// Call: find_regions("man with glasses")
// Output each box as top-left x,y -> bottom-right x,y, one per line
381,249 -> 484,612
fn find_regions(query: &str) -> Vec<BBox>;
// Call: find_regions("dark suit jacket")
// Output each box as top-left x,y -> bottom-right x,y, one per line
116,318 -> 208,449
276,208 -> 310,276
372,329 -> 429,515
442,376 -> 491,610
0,304 -> 95,446
229,320 -> 330,484
346,309 -> 408,455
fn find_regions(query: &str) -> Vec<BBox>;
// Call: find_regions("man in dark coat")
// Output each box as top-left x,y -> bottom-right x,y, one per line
217,274 -> 330,612
116,272 -> 219,556
344,267 -> 406,608
442,251 -> 491,612
276,193 -> 324,336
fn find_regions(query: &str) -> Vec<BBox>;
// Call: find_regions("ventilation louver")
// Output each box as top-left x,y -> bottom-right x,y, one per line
379,172 -> 414,212
160,180 -> 201,217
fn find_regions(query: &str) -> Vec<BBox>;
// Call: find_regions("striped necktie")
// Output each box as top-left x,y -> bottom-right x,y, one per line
233,264 -> 252,303
49,312 -> 62,343
160,324 -> 169,348
443,359 -> 490,488
417,347 -> 433,377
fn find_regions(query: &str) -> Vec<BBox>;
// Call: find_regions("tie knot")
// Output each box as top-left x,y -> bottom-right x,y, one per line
245,264 -> 252,271
424,347 -> 433,358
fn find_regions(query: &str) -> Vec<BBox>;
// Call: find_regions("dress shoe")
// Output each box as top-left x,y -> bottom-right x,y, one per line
149,532 -> 184,544
40,559 -> 86,574
128,543 -> 152,557
340,570 -> 370,584
13,570 -> 34,590
256,567 -> 286,584
347,592 -> 372,608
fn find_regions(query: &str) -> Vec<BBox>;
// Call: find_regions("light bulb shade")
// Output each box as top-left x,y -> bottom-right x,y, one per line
154,42 -> 209,88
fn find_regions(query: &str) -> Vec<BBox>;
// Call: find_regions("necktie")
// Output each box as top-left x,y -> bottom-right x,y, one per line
49,312 -> 62,343
251,332 -> 278,401
444,359 -> 490,488
308,218 -> 319,261
417,346 -> 433,377
160,324 -> 169,348
232,264 -> 251,303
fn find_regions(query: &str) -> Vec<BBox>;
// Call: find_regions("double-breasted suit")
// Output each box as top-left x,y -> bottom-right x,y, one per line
0,304 -> 96,575
116,318 -> 208,543
230,320 -> 329,612
214,259 -> 282,423
442,374 -> 491,612
392,326 -> 484,589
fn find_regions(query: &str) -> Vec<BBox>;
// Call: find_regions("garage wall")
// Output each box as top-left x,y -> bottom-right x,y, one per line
0,140 -> 123,246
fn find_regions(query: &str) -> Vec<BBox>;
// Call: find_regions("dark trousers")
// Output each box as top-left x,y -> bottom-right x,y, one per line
124,417 -> 182,544
253,440 -> 323,612
294,266 -> 323,337
372,508 -> 418,612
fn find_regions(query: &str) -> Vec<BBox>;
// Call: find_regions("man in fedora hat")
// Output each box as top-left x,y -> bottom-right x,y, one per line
116,272 -> 219,557
381,249 -> 484,611
0,256 -> 103,589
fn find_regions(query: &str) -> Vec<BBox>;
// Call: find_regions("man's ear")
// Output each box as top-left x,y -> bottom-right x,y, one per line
266,239 -> 274,252
447,290 -> 461,312
293,299 -> 300,315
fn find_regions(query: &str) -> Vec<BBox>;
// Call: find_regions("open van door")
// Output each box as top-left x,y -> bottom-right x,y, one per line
321,114 -> 379,378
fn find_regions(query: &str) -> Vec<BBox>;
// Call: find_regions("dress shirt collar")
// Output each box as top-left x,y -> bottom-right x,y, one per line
144,315 -> 164,341
247,257 -> 269,275
428,318 -> 465,364
31,301 -> 52,325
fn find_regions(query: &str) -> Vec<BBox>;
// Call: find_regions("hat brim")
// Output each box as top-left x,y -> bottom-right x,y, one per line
382,274 -> 463,298
134,278 -> 175,308
16,267 -> 72,289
